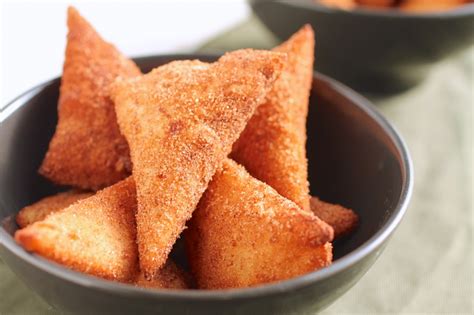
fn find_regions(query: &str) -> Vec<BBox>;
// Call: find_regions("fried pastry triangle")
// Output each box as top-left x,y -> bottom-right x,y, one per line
186,159 -> 333,289
39,7 -> 141,190
16,190 -> 93,228
310,196 -> 358,239
15,177 -> 138,282
134,260 -> 190,290
231,25 -> 314,211
112,49 -> 286,278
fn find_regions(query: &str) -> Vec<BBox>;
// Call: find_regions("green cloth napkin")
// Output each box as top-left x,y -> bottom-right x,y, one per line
1,15 -> 472,315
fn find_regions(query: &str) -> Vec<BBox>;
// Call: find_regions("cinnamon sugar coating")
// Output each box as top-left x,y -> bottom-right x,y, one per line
16,190 -> 93,228
231,25 -> 314,211
186,159 -> 333,289
39,7 -> 141,190
134,260 -> 190,290
310,197 -> 359,239
15,177 -> 138,282
111,49 -> 286,278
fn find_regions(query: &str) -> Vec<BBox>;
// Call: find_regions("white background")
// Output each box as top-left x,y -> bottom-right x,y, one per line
0,0 -> 250,106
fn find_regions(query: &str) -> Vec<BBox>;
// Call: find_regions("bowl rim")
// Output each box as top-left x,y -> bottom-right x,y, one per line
0,53 -> 413,301
249,0 -> 474,19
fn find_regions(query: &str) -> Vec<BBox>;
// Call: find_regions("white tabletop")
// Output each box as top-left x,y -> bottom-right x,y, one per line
1,0 -> 249,106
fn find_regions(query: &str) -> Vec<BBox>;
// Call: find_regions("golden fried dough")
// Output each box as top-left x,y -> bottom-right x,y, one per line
319,0 -> 357,9
39,7 -> 141,190
400,0 -> 468,11
310,196 -> 358,239
16,190 -> 93,228
111,50 -> 286,278
231,26 -> 314,212
134,260 -> 190,289
186,159 -> 333,289
15,177 -> 138,282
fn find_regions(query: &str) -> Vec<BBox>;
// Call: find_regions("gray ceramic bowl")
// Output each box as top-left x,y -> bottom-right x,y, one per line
250,0 -> 474,93
0,54 -> 413,315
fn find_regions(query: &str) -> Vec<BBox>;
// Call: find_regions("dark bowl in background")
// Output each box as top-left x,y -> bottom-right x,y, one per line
0,54 -> 412,314
250,0 -> 474,93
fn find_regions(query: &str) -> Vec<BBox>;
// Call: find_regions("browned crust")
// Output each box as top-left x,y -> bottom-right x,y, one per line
231,25 -> 314,212
310,196 -> 359,239
15,177 -> 138,282
134,260 -> 190,290
111,50 -> 286,278
39,7 -> 141,190
16,190 -> 93,228
186,159 -> 333,289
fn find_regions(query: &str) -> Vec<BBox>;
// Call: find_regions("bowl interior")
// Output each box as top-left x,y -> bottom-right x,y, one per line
0,54 -> 409,292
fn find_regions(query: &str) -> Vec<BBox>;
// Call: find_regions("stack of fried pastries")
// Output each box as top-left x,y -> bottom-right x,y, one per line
14,7 -> 358,290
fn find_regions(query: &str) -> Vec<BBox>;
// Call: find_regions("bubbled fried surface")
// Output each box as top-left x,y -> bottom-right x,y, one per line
134,260 -> 190,290
39,7 -> 141,190
111,49 -> 286,278
185,159 -> 333,289
15,177 -> 139,282
231,26 -> 314,212
310,196 -> 359,239
16,190 -> 93,228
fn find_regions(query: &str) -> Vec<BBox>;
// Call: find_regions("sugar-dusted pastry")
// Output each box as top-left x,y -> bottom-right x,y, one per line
231,25 -> 314,211
15,177 -> 138,282
134,260 -> 190,290
39,7 -> 141,190
16,190 -> 93,228
186,159 -> 333,289
111,49 -> 286,278
310,196 -> 358,239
